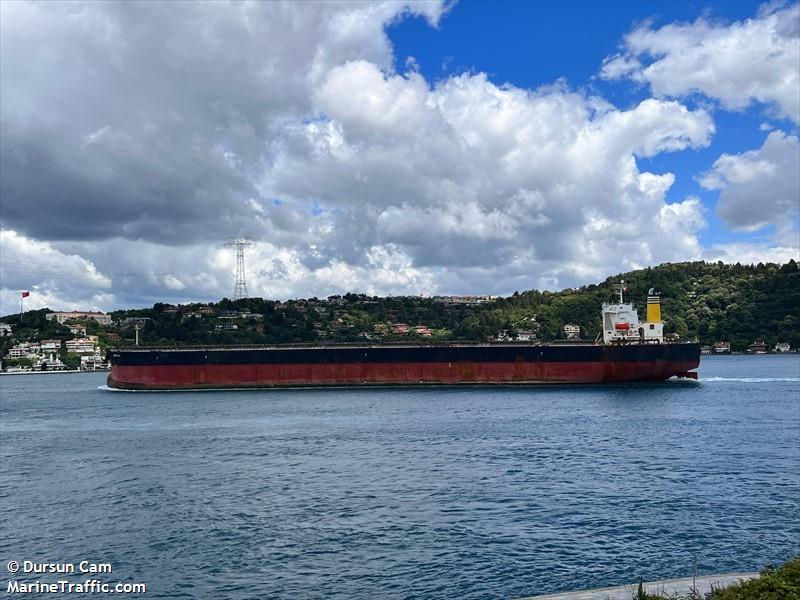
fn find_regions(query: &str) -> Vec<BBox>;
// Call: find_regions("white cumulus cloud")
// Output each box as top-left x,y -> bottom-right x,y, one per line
1,1 -> 796,314
699,130 -> 800,241
601,3 -> 800,123
269,68 -> 715,285
0,229 -> 112,314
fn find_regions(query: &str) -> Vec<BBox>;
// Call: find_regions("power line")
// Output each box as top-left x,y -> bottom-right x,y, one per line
0,265 -> 177,278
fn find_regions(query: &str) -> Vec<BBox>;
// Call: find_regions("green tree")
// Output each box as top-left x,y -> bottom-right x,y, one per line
60,352 -> 82,370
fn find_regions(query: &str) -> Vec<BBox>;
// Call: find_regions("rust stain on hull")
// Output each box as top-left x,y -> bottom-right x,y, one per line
108,359 -> 700,390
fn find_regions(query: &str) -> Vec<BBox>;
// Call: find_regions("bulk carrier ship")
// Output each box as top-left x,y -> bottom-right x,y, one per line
107,285 -> 699,390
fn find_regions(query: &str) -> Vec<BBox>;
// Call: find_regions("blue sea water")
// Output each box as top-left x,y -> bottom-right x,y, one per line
1,354 -> 798,599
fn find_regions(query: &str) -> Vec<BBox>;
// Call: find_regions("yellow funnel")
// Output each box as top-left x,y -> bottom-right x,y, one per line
646,292 -> 661,323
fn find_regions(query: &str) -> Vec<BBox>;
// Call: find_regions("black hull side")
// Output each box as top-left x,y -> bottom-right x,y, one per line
109,343 -> 700,366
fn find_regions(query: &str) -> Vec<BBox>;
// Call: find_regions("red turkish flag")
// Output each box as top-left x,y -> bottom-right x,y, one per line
21,291 -> 30,298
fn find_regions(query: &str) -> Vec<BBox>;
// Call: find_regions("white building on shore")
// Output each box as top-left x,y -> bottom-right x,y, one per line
46,311 -> 112,325
40,339 -> 62,351
65,338 -> 98,354
6,343 -> 41,359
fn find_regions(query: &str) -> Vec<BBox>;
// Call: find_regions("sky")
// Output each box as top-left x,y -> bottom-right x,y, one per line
0,0 -> 798,315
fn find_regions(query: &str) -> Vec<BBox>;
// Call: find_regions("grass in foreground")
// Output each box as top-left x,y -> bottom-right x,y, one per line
632,556 -> 800,600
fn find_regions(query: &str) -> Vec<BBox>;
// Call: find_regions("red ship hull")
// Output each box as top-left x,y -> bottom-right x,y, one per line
108,343 -> 700,390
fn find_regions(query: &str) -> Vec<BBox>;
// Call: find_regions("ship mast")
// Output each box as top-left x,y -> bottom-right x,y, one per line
613,280 -> 627,304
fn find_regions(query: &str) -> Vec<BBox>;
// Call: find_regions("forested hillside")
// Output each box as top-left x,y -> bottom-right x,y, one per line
2,261 -> 798,352
460,260 -> 800,350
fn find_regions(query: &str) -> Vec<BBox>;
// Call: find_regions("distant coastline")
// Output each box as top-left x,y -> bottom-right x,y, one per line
1,261 -> 797,369
0,369 -> 107,376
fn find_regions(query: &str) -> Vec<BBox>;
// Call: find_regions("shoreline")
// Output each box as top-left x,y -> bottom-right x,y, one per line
0,369 -> 108,376
515,571 -> 759,600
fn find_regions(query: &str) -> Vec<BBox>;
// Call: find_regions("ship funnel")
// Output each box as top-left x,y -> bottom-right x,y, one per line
646,290 -> 661,323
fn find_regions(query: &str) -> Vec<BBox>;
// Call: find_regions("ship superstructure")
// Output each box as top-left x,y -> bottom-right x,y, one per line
601,282 -> 664,344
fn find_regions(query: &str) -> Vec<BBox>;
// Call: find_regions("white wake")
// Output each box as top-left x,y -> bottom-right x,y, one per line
702,377 -> 800,383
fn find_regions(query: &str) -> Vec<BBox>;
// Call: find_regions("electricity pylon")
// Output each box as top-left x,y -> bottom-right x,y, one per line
225,237 -> 253,300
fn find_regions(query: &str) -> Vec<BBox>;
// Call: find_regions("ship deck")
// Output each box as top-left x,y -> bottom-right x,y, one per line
109,340 -> 691,353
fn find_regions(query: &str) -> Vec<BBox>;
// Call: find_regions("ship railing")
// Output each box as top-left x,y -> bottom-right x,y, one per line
107,339 -> 698,353
106,340 -> 550,352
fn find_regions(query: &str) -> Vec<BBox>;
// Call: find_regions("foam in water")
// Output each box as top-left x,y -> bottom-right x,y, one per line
702,377 -> 800,383
97,384 -> 277,393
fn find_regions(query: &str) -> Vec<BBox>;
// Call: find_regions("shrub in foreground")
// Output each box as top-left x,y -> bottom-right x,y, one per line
707,557 -> 800,600
630,557 -> 799,600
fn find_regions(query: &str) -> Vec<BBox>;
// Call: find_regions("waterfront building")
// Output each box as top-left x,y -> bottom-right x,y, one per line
65,338 -> 98,354
713,341 -> 731,354
564,324 -> 581,340
46,311 -> 112,325
433,295 -> 499,305
80,354 -> 107,370
237,311 -> 263,320
6,343 -> 41,359
40,340 -> 62,351
391,323 -> 410,335
121,317 -> 148,326
41,354 -> 66,371
6,346 -> 27,359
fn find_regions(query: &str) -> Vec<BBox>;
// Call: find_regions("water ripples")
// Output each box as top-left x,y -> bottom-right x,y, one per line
1,355 -> 798,599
